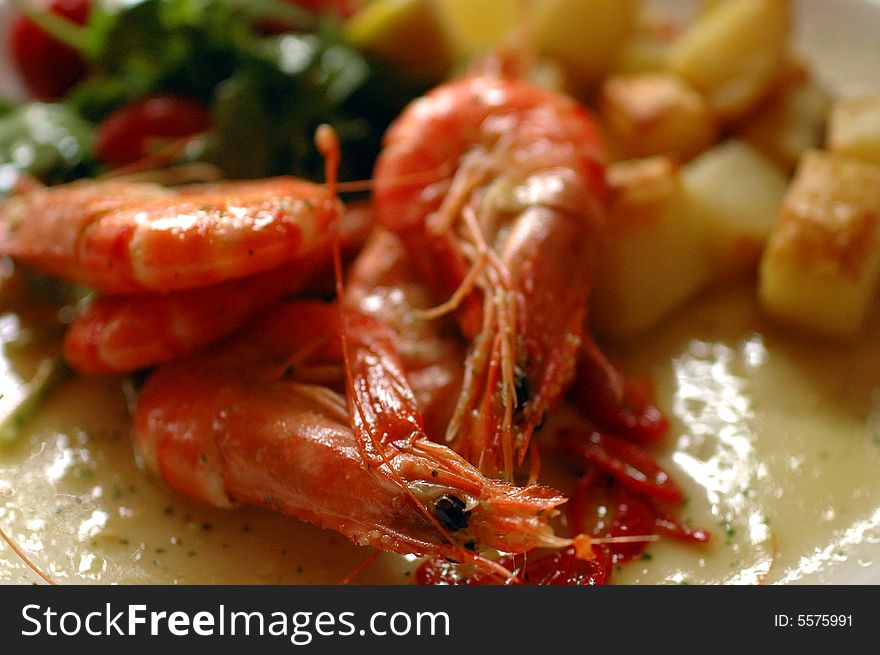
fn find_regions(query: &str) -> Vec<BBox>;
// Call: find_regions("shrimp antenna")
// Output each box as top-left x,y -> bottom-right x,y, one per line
338,549 -> 383,585
315,125 -> 464,540
315,125 -> 436,574
98,134 -> 208,181
334,165 -> 454,194
0,523 -> 56,585
314,125 -> 348,313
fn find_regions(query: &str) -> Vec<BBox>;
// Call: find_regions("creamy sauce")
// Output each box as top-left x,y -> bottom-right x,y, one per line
3,0 -> 880,586
611,285 -> 880,584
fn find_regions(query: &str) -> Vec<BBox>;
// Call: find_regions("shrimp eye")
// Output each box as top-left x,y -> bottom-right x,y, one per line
434,495 -> 470,532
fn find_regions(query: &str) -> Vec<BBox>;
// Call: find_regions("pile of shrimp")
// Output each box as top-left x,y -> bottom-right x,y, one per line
0,57 -> 707,584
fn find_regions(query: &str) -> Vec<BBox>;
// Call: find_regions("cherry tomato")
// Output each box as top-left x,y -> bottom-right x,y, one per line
8,0 -> 90,100
519,546 -> 611,585
94,95 -> 212,168
567,470 -> 709,564
573,339 -> 669,444
559,428 -> 684,503
567,472 -> 658,563
416,557 -> 500,585
291,0 -> 362,17
260,0 -> 362,33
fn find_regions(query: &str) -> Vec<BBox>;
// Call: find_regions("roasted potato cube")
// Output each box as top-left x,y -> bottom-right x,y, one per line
610,32 -> 670,75
591,157 -> 714,340
610,6 -> 678,74
697,0 -> 726,15
668,0 -> 790,121
760,151 -> 880,338
534,0 -> 638,87
739,66 -> 830,170
828,96 -> 880,166
683,140 -> 789,278
600,72 -> 720,161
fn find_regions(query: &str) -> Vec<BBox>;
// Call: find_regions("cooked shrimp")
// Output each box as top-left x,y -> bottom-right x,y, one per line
134,300 -> 568,571
62,203 -> 373,375
0,177 -> 340,294
344,229 -> 466,440
63,261 -> 322,375
374,71 -> 609,479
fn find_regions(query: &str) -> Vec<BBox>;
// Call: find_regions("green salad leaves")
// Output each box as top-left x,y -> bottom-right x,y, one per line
2,0 -> 432,185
